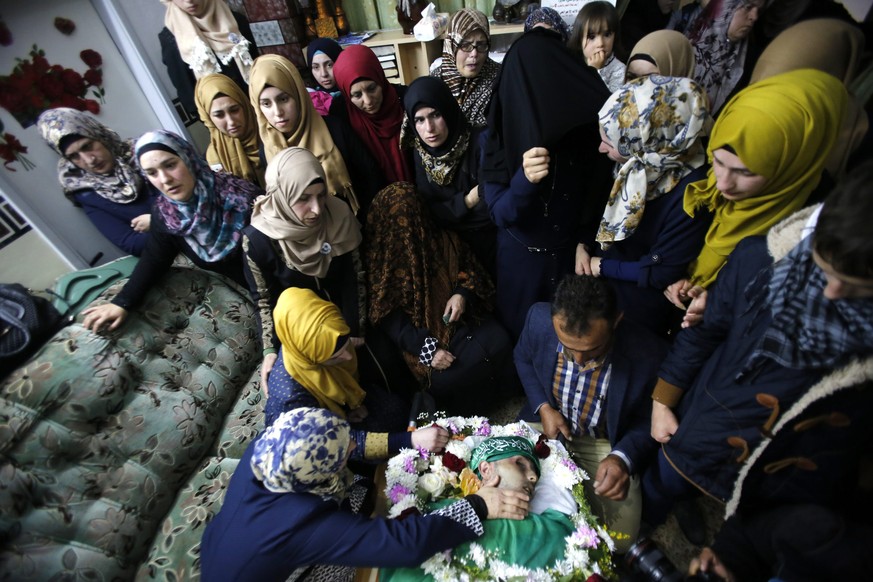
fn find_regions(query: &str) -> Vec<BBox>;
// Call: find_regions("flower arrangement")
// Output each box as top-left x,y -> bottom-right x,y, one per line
0,45 -> 105,128
0,120 -> 33,172
385,416 -> 617,581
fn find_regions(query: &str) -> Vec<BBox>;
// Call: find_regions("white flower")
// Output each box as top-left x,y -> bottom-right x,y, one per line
445,439 -> 472,463
387,495 -> 419,518
418,472 -> 448,498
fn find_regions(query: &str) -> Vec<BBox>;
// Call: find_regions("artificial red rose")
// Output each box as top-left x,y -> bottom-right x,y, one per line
586,575 -> 607,582
534,434 -> 551,459
442,451 -> 466,473
84,68 -> 102,87
32,54 -> 50,74
0,20 -> 12,46
29,93 -> 45,110
38,75 -> 65,100
2,133 -> 26,153
80,49 -> 103,69
61,69 -> 86,95
54,17 -> 76,35
50,64 -> 64,74
83,99 -> 100,114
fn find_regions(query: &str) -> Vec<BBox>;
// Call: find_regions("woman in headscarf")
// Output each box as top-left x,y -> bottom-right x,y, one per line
194,73 -> 264,187
366,183 -> 511,416
201,407 -> 528,582
37,108 -> 155,256
686,0 -> 765,114
249,54 -> 383,218
159,0 -> 258,118
665,69 -> 847,322
242,148 -> 363,390
523,6 -> 571,42
81,130 -> 262,333
749,18 -> 867,181
431,8 -> 501,129
480,26 -> 613,339
624,29 -> 696,81
403,76 -> 496,276
306,37 -> 343,115
332,45 -> 412,185
577,76 -> 712,337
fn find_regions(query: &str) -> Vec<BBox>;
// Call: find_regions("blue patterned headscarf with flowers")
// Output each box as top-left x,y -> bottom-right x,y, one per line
524,7 -> 570,43
596,75 -> 709,249
135,129 -> 259,262
470,436 -> 541,477
250,407 -> 354,501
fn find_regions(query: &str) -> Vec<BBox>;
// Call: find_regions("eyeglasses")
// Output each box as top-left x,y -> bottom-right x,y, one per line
456,40 -> 490,53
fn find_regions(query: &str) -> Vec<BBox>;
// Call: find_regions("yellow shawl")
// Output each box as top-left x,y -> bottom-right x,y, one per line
274,287 -> 365,417
683,69 -> 846,288
248,54 -> 358,212
194,73 -> 263,187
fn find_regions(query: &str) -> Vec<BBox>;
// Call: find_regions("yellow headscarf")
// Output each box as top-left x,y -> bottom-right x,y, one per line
274,287 -> 365,416
683,69 -> 847,288
194,73 -> 263,187
247,54 -> 358,212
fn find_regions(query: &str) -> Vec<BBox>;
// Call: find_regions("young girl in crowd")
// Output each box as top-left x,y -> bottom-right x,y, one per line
568,1 -> 626,92
194,73 -> 264,187
248,54 -> 383,218
332,45 -> 413,184
242,148 -> 364,391
306,37 -> 343,115
81,130 -> 262,333
37,108 -> 155,257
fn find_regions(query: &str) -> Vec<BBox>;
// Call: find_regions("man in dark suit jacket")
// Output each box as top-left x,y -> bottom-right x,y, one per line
515,274 -> 667,551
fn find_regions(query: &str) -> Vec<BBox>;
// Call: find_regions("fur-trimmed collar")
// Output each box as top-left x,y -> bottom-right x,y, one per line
727,206 -> 873,517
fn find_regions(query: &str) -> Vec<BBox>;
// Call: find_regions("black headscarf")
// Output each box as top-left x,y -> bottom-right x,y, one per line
403,76 -> 472,186
481,27 -> 611,184
306,38 -> 343,92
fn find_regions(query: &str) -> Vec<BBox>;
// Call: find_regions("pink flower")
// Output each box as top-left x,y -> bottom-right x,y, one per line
388,484 -> 410,504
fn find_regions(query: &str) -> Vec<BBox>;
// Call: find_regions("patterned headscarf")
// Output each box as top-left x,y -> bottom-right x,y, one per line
248,54 -> 358,212
251,147 -> 361,278
135,130 -> 259,262
37,108 -> 143,205
333,45 -> 411,184
273,287 -> 365,416
365,182 -> 494,381
250,407 -> 354,501
524,7 -> 570,43
432,8 -> 500,128
596,76 -> 709,249
402,76 -> 471,187
684,69 -> 847,288
627,30 -> 696,80
160,0 -> 253,82
470,436 -> 540,477
687,0 -> 753,113
194,73 -> 262,186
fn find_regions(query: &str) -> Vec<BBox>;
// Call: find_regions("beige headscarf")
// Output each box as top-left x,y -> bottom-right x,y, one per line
160,0 -> 253,81
750,19 -> 866,180
627,30 -> 696,80
194,73 -> 262,186
251,147 -> 361,279
248,54 -> 358,212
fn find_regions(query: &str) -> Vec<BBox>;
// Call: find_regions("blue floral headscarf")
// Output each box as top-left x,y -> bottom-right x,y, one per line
596,75 -> 709,249
135,129 -> 259,262
250,407 -> 354,501
524,7 -> 570,43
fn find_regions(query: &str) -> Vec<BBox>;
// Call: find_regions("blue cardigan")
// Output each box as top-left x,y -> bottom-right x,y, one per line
72,188 -> 155,256
514,302 -> 668,472
199,444 -> 481,582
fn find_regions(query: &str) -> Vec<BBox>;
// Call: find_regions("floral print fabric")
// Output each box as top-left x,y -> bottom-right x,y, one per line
596,75 -> 709,249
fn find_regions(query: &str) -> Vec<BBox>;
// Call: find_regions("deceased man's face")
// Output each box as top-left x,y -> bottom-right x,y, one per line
479,455 -> 538,497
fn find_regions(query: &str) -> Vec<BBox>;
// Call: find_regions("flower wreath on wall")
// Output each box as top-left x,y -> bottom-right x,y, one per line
0,44 -> 105,171
385,416 -> 619,581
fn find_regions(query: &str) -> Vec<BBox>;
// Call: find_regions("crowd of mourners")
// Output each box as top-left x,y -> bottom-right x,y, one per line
35,0 -> 873,580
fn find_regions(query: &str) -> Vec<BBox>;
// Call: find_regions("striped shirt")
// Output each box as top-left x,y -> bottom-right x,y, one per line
552,345 -> 612,439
